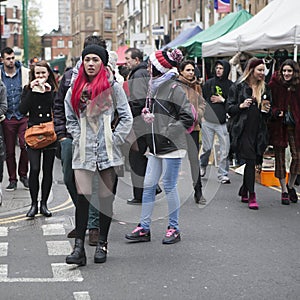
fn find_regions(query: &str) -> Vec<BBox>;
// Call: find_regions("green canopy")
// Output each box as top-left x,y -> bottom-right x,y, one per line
180,10 -> 252,58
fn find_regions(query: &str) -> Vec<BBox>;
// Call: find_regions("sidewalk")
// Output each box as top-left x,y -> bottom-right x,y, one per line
0,156 -> 63,217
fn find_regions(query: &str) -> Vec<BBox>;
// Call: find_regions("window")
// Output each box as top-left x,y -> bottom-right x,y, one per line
13,6 -> 17,19
104,0 -> 112,9
104,17 -> 112,31
68,40 -> 73,48
57,40 -> 65,48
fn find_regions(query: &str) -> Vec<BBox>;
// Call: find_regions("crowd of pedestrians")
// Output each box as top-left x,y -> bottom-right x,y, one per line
0,41 -> 299,265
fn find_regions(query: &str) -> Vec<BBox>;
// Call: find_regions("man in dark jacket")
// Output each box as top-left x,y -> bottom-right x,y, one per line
125,48 -> 161,204
200,60 -> 233,184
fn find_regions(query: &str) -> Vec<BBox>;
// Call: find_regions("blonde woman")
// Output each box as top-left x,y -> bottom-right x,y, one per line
227,58 -> 272,210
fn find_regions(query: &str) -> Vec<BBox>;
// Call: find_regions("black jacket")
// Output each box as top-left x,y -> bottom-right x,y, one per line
145,78 -> 194,155
202,60 -> 233,124
53,68 -> 73,140
227,81 -> 271,159
127,61 -> 149,117
19,86 -> 55,127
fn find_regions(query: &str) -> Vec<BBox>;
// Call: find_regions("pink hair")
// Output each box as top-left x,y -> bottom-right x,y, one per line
71,63 -> 110,116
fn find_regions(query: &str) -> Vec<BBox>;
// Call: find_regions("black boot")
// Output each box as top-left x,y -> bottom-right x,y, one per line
194,179 -> 206,205
94,240 -> 108,263
66,238 -> 86,266
40,200 -> 52,217
26,202 -> 38,218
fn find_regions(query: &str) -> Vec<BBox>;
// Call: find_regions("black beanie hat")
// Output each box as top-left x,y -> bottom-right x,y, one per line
82,45 -> 109,66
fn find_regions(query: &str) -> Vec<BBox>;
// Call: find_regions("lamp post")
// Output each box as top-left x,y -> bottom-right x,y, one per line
22,0 -> 28,66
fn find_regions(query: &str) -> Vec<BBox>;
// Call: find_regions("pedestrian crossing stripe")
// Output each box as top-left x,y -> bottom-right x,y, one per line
0,242 -> 8,256
0,263 -> 83,282
42,224 -> 66,236
0,227 -> 8,236
46,241 -> 73,256
73,292 -> 91,300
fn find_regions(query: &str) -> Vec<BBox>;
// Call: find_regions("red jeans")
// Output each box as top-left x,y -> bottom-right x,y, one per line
2,117 -> 28,182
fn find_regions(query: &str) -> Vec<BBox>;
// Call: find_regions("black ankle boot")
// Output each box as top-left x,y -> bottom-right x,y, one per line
40,201 -> 52,217
194,179 -> 206,205
26,202 -> 38,218
94,240 -> 108,263
66,238 -> 86,266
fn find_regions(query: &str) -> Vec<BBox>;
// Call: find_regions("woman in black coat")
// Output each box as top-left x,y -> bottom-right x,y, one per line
227,58 -> 271,210
19,61 -> 58,218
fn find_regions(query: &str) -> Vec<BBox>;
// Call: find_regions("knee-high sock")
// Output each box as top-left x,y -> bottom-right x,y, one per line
76,194 -> 90,240
98,195 -> 114,242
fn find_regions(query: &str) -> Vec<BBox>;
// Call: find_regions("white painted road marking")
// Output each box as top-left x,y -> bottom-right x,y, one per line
42,224 -> 66,236
0,227 -> 8,236
46,241 -> 73,256
0,263 -> 83,282
0,242 -> 8,256
73,291 -> 91,300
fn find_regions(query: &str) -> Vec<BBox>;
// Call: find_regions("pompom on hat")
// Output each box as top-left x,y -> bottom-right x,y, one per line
149,49 -> 183,74
82,45 -> 109,66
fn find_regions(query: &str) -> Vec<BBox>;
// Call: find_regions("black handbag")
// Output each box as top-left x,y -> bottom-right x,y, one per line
283,105 -> 295,127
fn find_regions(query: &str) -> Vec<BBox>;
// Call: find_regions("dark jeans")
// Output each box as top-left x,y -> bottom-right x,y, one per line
60,138 -> 77,205
129,136 -> 148,200
27,147 -> 56,203
2,117 -> 28,182
187,131 -> 202,188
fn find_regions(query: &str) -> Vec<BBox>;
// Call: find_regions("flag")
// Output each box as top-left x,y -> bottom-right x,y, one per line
217,0 -> 231,13
214,0 -> 218,9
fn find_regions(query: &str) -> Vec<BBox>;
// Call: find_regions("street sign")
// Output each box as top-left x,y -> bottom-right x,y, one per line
152,26 -> 164,35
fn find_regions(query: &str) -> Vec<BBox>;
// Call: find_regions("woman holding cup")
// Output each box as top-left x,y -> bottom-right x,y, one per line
227,58 -> 271,209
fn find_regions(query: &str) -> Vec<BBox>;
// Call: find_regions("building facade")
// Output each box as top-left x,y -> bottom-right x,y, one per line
0,0 -> 22,58
70,0 -> 117,58
58,0 -> 71,34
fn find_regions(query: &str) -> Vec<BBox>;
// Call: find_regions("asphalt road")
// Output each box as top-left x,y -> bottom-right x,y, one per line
0,157 -> 299,300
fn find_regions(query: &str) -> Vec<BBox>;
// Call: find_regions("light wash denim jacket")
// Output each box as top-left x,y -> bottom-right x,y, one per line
65,82 -> 133,172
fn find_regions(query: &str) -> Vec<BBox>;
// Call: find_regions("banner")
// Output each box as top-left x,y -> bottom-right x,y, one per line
217,0 -> 231,13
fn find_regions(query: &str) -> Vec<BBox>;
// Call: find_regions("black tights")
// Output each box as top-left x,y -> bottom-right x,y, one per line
243,159 -> 256,193
27,147 -> 56,203
75,168 -> 117,242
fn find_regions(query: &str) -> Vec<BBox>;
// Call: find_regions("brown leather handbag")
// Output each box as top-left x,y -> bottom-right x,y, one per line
25,121 -> 57,149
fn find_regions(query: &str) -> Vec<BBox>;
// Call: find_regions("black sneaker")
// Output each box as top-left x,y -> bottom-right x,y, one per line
5,181 -> 17,192
286,184 -> 298,203
162,226 -> 181,244
20,176 -> 29,190
127,198 -> 142,205
125,224 -> 151,242
281,192 -> 290,205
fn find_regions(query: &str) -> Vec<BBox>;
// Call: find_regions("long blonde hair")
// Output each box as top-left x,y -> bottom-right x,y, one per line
240,57 -> 266,105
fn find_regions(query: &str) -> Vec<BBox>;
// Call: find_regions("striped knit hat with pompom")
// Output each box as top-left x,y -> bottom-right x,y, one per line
149,49 -> 183,74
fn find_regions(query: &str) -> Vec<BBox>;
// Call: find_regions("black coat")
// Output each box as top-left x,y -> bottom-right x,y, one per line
227,81 -> 271,161
145,78 -> 194,155
53,68 -> 73,140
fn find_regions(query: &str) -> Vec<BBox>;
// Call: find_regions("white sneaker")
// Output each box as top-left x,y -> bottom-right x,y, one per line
200,167 -> 206,177
219,175 -> 231,184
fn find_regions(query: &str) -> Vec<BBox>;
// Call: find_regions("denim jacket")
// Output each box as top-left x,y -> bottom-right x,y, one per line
65,82 -> 133,172
0,61 -> 29,120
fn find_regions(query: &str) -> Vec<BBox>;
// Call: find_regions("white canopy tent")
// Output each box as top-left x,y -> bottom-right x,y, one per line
202,0 -> 300,60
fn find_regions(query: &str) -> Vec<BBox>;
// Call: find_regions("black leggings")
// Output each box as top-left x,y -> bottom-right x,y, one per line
243,159 -> 256,193
75,167 -> 117,242
27,147 -> 56,203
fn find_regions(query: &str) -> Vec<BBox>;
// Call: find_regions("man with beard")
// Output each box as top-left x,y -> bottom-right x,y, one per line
0,47 -> 29,191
